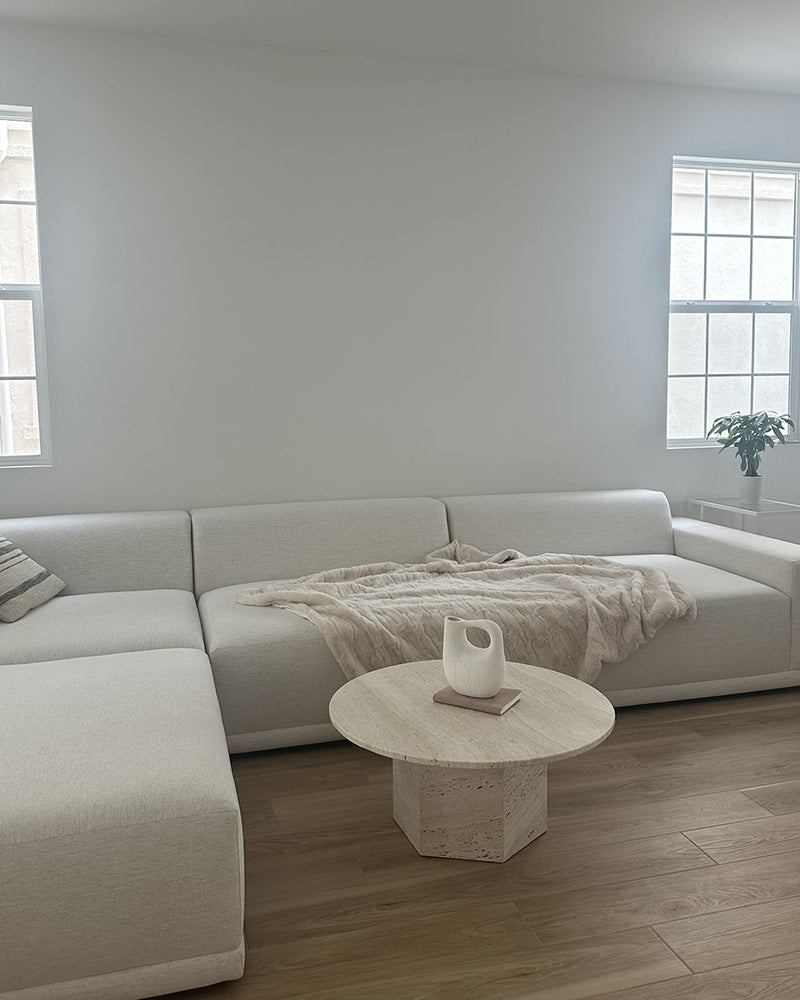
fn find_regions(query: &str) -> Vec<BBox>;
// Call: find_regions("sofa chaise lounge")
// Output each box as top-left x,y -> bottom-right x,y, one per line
0,513 -> 244,1000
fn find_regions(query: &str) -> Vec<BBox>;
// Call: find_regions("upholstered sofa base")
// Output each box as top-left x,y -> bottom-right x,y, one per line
228,721 -> 340,753
228,676 -> 800,753
0,941 -> 245,1000
606,671 -> 800,707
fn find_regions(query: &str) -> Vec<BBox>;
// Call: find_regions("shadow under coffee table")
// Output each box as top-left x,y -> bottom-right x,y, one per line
329,660 -> 615,862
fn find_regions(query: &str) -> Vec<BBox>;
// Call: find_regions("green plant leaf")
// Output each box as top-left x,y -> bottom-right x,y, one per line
709,409 -> 792,474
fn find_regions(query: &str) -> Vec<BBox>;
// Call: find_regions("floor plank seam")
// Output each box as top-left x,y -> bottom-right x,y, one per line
674,813 -> 781,836
677,832 -> 719,865
739,786 -> 795,814
691,843 -> 800,868
547,783 -> 771,816
579,927 -> 695,1000
649,923 -> 696,973
640,942 -> 800,982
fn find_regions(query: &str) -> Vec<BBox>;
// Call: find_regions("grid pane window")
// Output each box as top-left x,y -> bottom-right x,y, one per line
0,109 -> 49,464
668,159 -> 799,443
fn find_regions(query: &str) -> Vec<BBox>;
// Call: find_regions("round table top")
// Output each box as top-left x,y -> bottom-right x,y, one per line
328,660 -> 615,770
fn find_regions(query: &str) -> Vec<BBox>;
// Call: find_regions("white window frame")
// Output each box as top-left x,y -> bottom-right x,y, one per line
668,155 -> 800,448
0,104 -> 52,468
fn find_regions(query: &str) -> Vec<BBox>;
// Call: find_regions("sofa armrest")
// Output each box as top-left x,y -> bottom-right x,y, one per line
673,516 -> 800,597
673,516 -> 800,673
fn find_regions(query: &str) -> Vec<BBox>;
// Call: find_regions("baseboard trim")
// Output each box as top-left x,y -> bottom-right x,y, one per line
227,677 -> 800,749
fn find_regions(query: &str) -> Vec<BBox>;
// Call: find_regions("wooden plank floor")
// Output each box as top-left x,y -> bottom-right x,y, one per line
168,689 -> 800,1000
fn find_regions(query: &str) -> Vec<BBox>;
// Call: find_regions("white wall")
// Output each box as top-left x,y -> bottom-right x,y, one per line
2,22 -> 800,520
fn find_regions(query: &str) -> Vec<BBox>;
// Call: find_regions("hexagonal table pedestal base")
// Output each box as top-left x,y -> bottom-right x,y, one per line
392,759 -> 548,863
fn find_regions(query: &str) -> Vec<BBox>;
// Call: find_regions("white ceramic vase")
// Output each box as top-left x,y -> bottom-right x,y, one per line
739,475 -> 763,507
442,616 -> 507,699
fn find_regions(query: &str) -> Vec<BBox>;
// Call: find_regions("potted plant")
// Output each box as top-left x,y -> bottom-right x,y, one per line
707,410 -> 795,506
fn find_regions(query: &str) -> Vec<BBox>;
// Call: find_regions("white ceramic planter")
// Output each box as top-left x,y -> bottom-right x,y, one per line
739,475 -> 764,506
442,616 -> 507,698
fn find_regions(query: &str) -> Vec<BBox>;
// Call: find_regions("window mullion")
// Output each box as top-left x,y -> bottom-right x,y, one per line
0,287 -> 41,300
703,312 -> 709,436
748,172 -> 754,301
702,169 -> 708,300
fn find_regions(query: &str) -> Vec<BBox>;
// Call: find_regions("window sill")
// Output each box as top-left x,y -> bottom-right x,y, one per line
0,457 -> 52,469
668,438 -> 799,450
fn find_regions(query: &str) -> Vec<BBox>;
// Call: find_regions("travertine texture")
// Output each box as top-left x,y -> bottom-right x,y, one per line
328,661 -> 615,768
330,660 -> 615,862
393,759 -> 548,862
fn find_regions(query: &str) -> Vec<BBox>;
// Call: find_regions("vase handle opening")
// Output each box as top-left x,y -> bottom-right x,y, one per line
463,619 -> 504,650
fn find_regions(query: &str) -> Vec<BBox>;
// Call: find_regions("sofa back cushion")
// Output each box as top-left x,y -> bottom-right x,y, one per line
442,490 -> 674,557
0,511 -> 194,595
191,497 -> 449,596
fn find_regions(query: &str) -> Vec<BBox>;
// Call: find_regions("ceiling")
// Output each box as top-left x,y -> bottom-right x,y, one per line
2,0 -> 800,97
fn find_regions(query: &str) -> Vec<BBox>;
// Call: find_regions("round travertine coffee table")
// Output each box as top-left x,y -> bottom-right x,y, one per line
329,660 -> 615,863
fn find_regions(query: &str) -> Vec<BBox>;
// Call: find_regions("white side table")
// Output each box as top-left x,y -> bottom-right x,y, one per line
689,497 -> 800,535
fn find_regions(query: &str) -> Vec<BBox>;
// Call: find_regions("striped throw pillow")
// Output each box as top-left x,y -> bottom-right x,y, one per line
0,536 -> 65,623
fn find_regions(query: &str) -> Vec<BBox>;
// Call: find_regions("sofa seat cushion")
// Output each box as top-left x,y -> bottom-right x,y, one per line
0,649 -> 243,997
201,555 -> 792,744
199,582 -> 345,743
599,554 -> 790,692
0,589 -> 204,665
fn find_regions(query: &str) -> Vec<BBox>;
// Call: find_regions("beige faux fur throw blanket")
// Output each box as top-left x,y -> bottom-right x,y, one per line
237,542 -> 696,684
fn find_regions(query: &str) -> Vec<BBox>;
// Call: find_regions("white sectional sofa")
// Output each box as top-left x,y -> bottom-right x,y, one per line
3,487 -> 800,999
